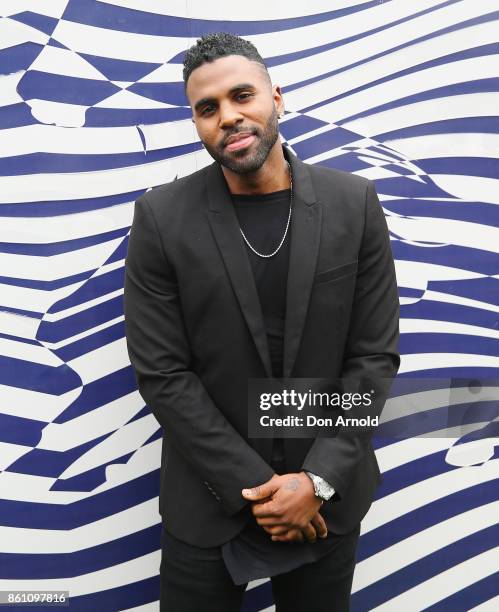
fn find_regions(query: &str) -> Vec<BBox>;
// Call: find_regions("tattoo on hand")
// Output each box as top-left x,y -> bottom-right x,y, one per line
284,477 -> 300,491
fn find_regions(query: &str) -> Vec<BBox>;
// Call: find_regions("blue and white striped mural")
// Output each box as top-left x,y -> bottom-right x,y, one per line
0,1 -> 498,610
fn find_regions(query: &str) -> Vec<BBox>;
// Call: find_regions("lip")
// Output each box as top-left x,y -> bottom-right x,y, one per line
224,132 -> 256,151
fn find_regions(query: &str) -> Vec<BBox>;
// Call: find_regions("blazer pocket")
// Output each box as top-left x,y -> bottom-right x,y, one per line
314,260 -> 358,285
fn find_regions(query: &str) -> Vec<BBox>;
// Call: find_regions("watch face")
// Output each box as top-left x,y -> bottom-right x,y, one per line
317,480 -> 333,501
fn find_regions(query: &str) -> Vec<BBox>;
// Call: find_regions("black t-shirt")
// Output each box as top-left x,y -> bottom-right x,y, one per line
221,189 -> 338,585
231,188 -> 291,379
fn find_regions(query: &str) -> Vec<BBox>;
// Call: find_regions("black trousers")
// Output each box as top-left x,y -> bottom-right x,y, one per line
159,523 -> 360,612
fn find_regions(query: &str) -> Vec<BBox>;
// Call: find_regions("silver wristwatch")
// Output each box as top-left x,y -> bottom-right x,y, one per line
305,471 -> 335,501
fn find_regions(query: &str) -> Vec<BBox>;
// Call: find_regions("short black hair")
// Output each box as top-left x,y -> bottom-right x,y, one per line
183,32 -> 269,89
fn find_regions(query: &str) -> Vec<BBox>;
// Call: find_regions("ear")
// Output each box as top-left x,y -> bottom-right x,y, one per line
272,84 -> 285,118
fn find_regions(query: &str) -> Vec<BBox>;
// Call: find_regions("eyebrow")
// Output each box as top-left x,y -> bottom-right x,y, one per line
193,83 -> 256,113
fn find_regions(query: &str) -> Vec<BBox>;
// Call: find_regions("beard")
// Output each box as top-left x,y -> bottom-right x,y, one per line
202,106 -> 280,174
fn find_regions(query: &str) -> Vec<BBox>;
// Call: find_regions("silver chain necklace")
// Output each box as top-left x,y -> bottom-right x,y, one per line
238,161 -> 293,258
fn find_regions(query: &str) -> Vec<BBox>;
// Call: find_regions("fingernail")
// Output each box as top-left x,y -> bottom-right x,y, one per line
242,489 -> 251,495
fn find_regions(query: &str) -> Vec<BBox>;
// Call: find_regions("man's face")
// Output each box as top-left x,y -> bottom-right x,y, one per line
186,55 -> 283,174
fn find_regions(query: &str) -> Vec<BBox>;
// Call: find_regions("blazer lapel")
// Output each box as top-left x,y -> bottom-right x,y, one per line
205,162 -> 274,378
204,145 -> 322,381
282,147 -> 321,379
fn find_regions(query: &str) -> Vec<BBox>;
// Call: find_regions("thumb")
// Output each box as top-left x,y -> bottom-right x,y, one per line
242,480 -> 277,500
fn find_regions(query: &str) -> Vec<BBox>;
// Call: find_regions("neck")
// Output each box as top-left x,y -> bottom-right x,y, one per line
221,142 -> 290,195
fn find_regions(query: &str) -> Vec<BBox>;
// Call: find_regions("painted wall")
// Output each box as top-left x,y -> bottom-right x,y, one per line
0,1 -> 497,610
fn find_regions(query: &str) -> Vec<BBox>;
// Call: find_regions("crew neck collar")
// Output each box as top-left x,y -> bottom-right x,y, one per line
231,188 -> 291,201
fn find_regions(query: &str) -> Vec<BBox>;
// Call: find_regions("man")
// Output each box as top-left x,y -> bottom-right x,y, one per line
124,32 -> 399,612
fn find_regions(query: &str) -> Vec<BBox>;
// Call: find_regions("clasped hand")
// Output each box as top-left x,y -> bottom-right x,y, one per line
241,472 -> 327,543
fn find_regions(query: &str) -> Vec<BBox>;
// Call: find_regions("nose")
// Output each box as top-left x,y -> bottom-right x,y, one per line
218,100 -> 243,129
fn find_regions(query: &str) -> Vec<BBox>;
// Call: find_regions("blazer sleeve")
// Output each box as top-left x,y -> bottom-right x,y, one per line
301,180 -> 400,499
124,193 -> 275,516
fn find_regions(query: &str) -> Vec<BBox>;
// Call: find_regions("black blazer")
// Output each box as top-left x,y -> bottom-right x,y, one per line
124,145 -> 400,547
